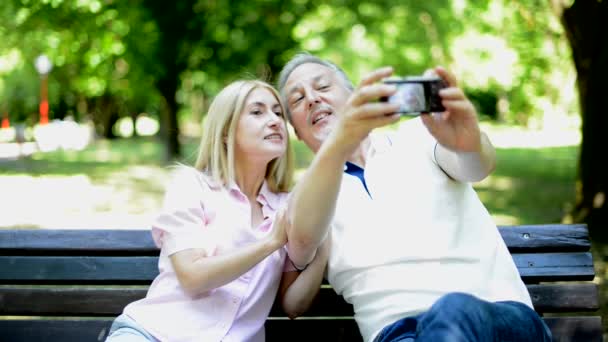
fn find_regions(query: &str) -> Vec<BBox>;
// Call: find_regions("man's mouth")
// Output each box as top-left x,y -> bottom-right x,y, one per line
311,110 -> 332,125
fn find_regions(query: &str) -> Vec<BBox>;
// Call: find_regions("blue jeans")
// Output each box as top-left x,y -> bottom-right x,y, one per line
373,292 -> 552,342
105,314 -> 158,342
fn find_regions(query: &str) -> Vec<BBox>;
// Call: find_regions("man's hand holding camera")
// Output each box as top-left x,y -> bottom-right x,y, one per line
420,66 -> 483,154
328,67 -> 400,159
420,66 -> 496,182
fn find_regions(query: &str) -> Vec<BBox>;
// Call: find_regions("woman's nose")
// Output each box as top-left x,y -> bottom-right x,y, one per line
268,112 -> 282,127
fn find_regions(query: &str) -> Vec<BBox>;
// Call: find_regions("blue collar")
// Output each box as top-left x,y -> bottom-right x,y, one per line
344,162 -> 371,198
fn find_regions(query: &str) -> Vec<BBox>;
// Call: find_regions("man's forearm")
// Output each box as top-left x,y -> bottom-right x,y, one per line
287,139 -> 347,266
435,132 -> 496,182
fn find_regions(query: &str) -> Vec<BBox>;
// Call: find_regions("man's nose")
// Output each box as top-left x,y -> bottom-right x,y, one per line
306,91 -> 321,108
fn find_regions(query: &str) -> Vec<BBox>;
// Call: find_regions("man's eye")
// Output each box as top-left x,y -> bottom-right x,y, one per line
318,85 -> 329,90
293,96 -> 303,104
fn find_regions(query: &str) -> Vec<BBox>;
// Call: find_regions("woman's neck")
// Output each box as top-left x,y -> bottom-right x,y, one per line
234,160 -> 267,200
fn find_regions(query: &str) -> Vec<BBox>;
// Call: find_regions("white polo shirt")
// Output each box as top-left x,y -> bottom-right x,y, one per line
326,118 -> 532,342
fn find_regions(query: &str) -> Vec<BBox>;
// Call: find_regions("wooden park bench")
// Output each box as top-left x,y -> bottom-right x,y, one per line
0,224 -> 602,341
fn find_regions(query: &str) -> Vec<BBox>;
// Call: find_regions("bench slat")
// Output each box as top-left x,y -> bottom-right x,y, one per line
0,287 -> 146,316
0,224 -> 590,253
0,317 -> 600,342
0,229 -> 157,255
499,224 -> 590,252
0,283 -> 598,316
543,316 -> 603,342
0,253 -> 594,284
0,257 -> 158,283
512,252 -> 595,281
527,284 -> 599,312
0,319 -> 112,342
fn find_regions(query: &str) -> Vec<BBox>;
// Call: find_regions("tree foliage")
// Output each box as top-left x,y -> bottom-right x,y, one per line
1,0 -> 605,228
1,0 -> 578,129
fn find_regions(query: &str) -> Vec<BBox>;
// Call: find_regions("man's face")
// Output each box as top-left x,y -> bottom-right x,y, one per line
284,63 -> 352,152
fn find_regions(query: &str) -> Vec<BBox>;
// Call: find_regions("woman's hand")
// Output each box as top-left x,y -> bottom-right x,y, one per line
268,206 -> 289,250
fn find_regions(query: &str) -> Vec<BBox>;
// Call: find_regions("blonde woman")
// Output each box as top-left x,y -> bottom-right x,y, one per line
106,80 -> 328,342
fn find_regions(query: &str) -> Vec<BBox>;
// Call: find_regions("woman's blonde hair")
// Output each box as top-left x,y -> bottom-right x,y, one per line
194,80 -> 293,192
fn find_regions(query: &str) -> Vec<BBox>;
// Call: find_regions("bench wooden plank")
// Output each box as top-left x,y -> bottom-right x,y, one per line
512,252 -> 595,281
528,284 -> 600,313
0,257 -> 158,284
0,317 -> 600,342
0,224 -> 590,253
0,229 -> 157,255
499,224 -> 590,252
0,287 -> 147,316
267,317 -> 605,342
0,283 -> 598,316
543,316 -> 603,342
0,319 -> 112,342
0,252 -> 595,284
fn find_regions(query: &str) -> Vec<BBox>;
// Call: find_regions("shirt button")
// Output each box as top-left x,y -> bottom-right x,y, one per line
232,297 -> 238,304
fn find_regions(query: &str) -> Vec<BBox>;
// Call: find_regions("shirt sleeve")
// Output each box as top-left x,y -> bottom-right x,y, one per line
151,166 -> 217,256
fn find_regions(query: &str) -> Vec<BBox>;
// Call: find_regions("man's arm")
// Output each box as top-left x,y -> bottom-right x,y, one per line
434,131 -> 496,182
285,140 -> 347,267
286,67 -> 400,267
420,66 -> 496,182
278,237 -> 330,319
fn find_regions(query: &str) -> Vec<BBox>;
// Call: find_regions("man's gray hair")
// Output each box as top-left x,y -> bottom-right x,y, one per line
277,52 -> 354,124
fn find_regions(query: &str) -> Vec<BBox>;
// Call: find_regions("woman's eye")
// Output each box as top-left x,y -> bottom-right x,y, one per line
274,111 -> 284,117
251,110 -> 262,115
318,85 -> 329,90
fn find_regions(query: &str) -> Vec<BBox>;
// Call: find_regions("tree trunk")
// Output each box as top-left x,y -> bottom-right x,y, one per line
90,94 -> 119,139
562,1 -> 608,241
157,77 -> 180,162
143,1 -> 195,162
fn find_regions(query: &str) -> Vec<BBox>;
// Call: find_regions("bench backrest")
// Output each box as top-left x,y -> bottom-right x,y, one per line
0,224 -> 601,341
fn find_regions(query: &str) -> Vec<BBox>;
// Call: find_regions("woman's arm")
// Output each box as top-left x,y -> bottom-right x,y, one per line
278,237 -> 330,319
170,220 -> 287,297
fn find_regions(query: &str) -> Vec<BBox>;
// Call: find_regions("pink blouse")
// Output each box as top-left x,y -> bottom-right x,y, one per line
123,167 -> 294,342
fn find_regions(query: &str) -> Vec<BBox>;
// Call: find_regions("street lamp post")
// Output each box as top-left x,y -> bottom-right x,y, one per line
34,55 -> 53,125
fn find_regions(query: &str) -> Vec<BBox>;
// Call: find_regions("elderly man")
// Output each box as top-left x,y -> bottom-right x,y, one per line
278,53 -> 551,342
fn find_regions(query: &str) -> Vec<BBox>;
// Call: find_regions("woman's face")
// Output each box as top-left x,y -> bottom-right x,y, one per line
234,87 -> 287,164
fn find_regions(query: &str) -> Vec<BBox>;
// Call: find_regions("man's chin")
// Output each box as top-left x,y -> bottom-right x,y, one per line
312,130 -> 331,144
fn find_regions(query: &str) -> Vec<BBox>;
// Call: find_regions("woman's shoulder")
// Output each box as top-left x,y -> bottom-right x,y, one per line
165,165 -> 217,192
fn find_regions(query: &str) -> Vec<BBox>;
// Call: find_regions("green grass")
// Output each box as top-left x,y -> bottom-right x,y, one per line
1,138 -> 165,179
476,146 -> 578,225
0,134 -> 579,228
